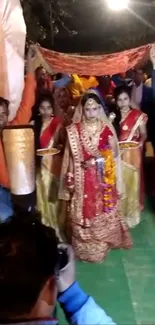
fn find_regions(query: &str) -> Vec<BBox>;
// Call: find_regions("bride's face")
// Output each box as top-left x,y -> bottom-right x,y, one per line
83,101 -> 100,122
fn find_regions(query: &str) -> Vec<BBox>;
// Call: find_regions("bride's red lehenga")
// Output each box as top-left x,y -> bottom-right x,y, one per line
60,102 -> 132,262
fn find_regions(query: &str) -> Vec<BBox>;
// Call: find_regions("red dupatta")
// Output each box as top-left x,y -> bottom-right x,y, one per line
40,117 -> 61,149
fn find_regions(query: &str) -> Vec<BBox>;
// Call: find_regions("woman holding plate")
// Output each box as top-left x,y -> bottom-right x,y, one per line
59,89 -> 132,263
111,86 -> 147,228
31,92 -> 65,238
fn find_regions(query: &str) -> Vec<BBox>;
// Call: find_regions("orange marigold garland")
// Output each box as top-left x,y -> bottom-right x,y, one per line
99,146 -> 116,212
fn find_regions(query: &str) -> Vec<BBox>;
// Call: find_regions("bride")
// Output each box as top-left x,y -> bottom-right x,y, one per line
59,89 -> 132,263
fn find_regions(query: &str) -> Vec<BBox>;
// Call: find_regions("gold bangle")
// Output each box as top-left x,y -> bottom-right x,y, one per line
67,172 -> 74,177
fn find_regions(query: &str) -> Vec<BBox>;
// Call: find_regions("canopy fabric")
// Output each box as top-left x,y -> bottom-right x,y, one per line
36,43 -> 151,76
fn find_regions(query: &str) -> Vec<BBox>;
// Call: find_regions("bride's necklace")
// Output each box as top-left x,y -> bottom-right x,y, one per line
83,119 -> 102,145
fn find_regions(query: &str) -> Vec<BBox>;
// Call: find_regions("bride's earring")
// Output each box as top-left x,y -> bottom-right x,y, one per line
82,115 -> 85,122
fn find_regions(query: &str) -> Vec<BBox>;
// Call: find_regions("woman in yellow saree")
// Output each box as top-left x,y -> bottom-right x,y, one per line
113,86 -> 147,228
32,92 -> 65,238
59,89 -> 132,263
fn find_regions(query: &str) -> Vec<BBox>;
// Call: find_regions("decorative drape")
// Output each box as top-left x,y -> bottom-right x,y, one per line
36,43 -> 151,76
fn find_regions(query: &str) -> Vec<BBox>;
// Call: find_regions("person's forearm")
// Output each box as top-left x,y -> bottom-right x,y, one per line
12,73 -> 36,125
58,282 -> 89,320
58,281 -> 116,325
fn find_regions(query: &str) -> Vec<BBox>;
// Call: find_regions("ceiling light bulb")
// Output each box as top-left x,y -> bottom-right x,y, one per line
107,0 -> 129,11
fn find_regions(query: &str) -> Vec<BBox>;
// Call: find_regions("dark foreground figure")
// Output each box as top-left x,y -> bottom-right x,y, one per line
0,211 -> 116,325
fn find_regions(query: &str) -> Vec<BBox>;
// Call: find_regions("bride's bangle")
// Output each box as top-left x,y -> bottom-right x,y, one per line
91,158 -> 96,166
66,172 -> 74,188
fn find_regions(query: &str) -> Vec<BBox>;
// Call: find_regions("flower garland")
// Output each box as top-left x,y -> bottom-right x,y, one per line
100,146 -> 116,212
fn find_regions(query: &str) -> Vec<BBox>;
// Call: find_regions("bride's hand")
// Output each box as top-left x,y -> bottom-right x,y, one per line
81,159 -> 96,169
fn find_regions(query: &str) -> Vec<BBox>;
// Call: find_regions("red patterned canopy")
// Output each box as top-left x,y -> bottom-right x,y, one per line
36,43 -> 151,76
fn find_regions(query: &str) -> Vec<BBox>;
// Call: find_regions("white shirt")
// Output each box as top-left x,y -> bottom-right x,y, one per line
0,0 -> 26,121
131,83 -> 143,109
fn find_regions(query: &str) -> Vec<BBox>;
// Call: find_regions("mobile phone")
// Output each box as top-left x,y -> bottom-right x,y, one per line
58,247 -> 68,270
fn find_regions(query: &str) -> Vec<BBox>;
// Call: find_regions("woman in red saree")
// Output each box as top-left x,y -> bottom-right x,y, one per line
113,86 -> 147,228
31,93 -> 64,238
59,90 -> 132,263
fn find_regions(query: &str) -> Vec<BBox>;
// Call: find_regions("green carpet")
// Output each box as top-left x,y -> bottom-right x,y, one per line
58,201 -> 155,324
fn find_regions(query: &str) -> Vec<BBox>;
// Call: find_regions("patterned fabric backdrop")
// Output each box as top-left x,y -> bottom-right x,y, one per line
36,43 -> 152,76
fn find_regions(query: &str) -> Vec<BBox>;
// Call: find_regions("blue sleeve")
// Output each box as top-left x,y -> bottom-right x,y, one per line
112,75 -> 123,87
54,75 -> 71,88
58,282 -> 116,325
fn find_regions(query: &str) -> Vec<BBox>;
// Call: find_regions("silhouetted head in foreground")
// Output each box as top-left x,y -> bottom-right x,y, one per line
0,211 -> 59,320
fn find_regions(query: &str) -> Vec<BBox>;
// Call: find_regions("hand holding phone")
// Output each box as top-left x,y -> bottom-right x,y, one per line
57,244 -> 75,293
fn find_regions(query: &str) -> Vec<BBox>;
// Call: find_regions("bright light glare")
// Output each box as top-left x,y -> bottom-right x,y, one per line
107,0 -> 129,11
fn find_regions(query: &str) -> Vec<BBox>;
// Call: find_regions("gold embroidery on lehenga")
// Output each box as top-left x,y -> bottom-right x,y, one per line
67,122 -> 108,227
80,120 -> 104,157
67,124 -> 84,225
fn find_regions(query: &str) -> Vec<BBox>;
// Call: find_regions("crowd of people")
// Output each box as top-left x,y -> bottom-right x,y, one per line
1,43 -> 155,324
1,45 -> 155,262
2,1 -> 155,323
